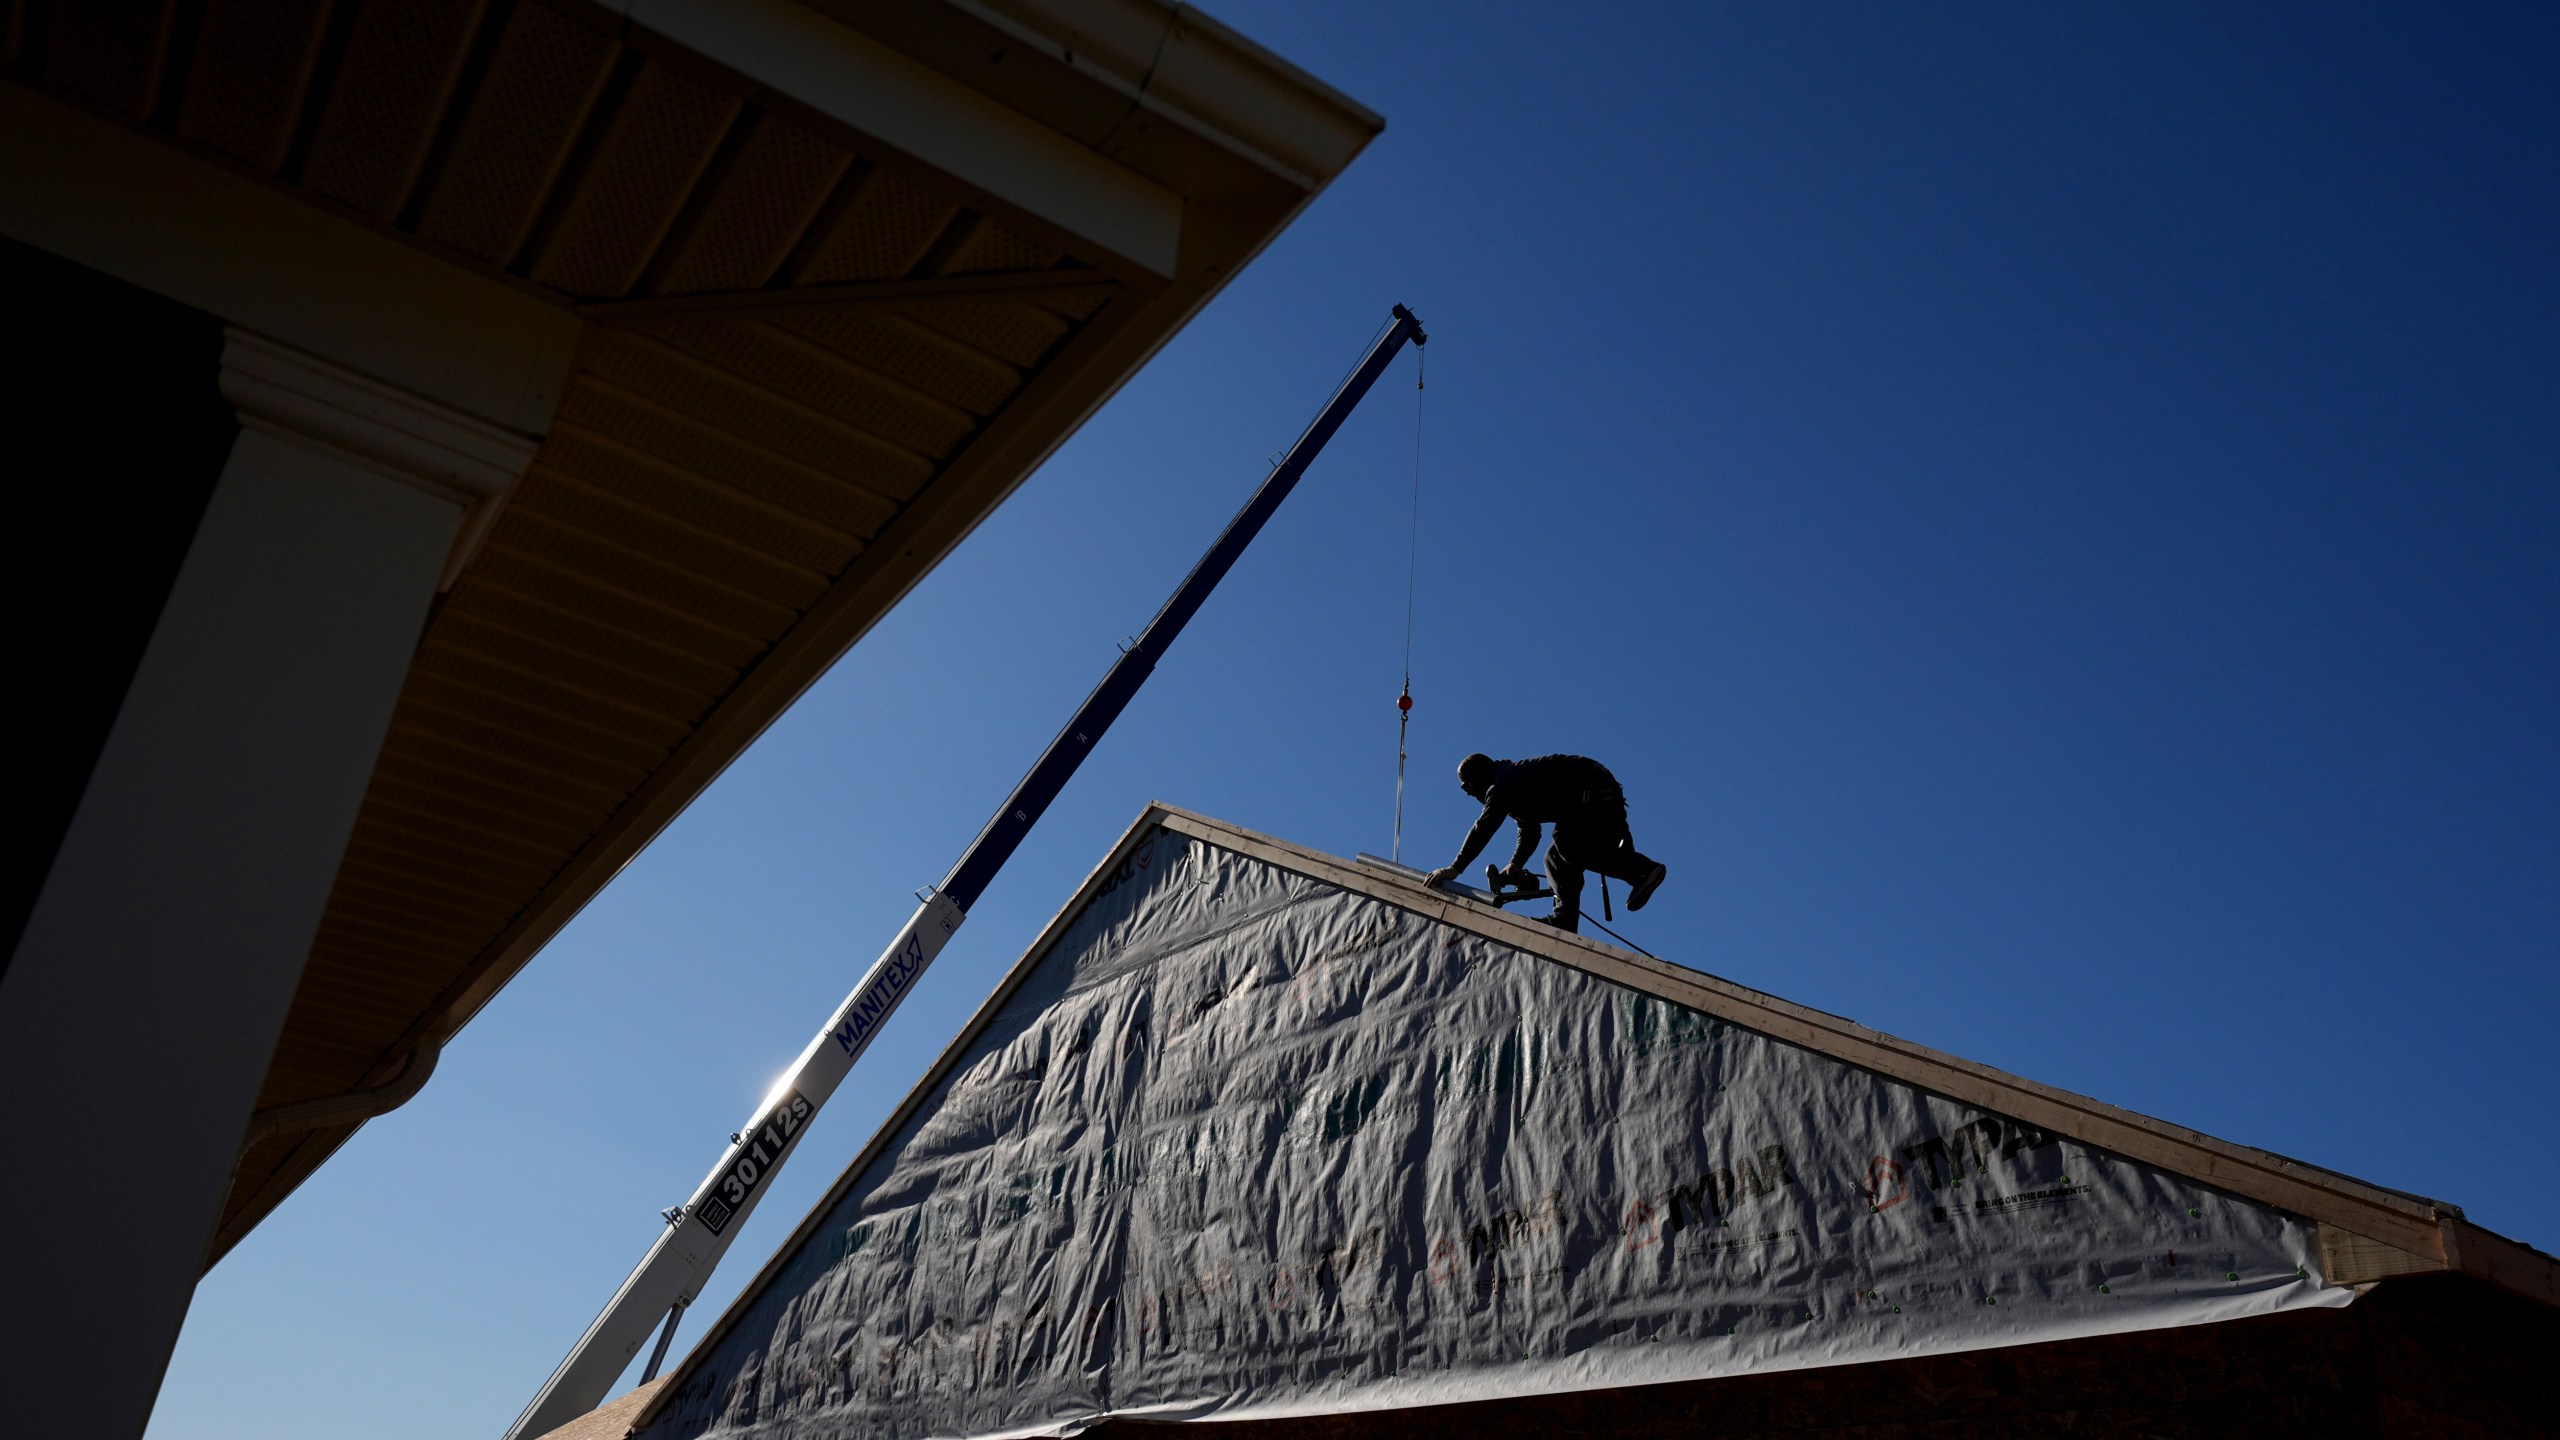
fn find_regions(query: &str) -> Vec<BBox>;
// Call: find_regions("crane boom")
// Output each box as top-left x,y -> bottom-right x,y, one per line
505,304 -> 1428,1440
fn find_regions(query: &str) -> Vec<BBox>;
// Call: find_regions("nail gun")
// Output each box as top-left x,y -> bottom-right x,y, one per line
1483,863 -> 1552,908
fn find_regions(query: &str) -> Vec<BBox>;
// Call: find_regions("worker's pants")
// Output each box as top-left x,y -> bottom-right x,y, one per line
1544,793 -> 1657,932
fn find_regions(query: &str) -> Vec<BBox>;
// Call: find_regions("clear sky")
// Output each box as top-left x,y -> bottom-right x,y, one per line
150,5 -> 2555,1437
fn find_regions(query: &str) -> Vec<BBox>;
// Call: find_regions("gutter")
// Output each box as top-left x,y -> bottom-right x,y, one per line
237,1019 -> 448,1155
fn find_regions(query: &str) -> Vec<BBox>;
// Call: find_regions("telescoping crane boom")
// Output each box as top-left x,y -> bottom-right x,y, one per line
505,305 -> 1429,1440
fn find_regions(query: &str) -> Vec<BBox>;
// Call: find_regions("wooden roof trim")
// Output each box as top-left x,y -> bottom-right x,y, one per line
2443,1217 -> 2560,1310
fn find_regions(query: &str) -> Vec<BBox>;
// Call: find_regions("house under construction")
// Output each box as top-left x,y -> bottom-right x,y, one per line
545,806 -> 2557,1439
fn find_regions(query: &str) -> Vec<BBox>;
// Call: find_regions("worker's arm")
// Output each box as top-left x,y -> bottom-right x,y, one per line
1423,803 -> 1510,889
1506,817 -> 1542,873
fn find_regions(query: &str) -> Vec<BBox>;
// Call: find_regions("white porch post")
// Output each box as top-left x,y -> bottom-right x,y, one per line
0,331 -> 536,1440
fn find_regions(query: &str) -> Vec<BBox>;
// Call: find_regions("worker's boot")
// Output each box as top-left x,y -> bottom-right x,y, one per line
1627,858 -> 1668,911
1538,908 -> 1579,933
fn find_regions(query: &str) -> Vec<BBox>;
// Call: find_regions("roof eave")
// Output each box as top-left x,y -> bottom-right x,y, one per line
192,0 -> 1385,1257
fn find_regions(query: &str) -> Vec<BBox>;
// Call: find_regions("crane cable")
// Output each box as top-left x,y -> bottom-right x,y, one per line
1393,342 -> 1426,861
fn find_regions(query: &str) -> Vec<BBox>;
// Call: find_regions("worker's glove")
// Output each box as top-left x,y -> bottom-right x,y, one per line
1491,864 -> 1537,888
1422,866 -> 1459,891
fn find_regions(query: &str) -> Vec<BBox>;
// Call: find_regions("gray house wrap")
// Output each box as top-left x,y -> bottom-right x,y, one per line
629,809 -> 2453,1440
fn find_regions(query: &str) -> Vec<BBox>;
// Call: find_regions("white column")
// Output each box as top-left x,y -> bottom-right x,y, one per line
0,331 -> 537,1440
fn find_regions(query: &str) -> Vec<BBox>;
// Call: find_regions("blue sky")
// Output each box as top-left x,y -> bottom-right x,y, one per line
151,5 -> 2554,1437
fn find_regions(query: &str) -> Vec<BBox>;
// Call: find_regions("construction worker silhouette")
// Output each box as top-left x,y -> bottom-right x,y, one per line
1423,752 -> 1666,932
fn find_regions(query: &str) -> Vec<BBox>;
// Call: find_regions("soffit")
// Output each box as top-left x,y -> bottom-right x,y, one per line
0,0 -> 1380,1257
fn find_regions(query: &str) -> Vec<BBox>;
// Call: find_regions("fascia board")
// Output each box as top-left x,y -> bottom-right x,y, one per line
620,0 -> 1183,277
2444,1217 -> 2560,1310
1120,3 -> 1383,188
969,0 -> 1385,183
799,0 -> 1383,204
